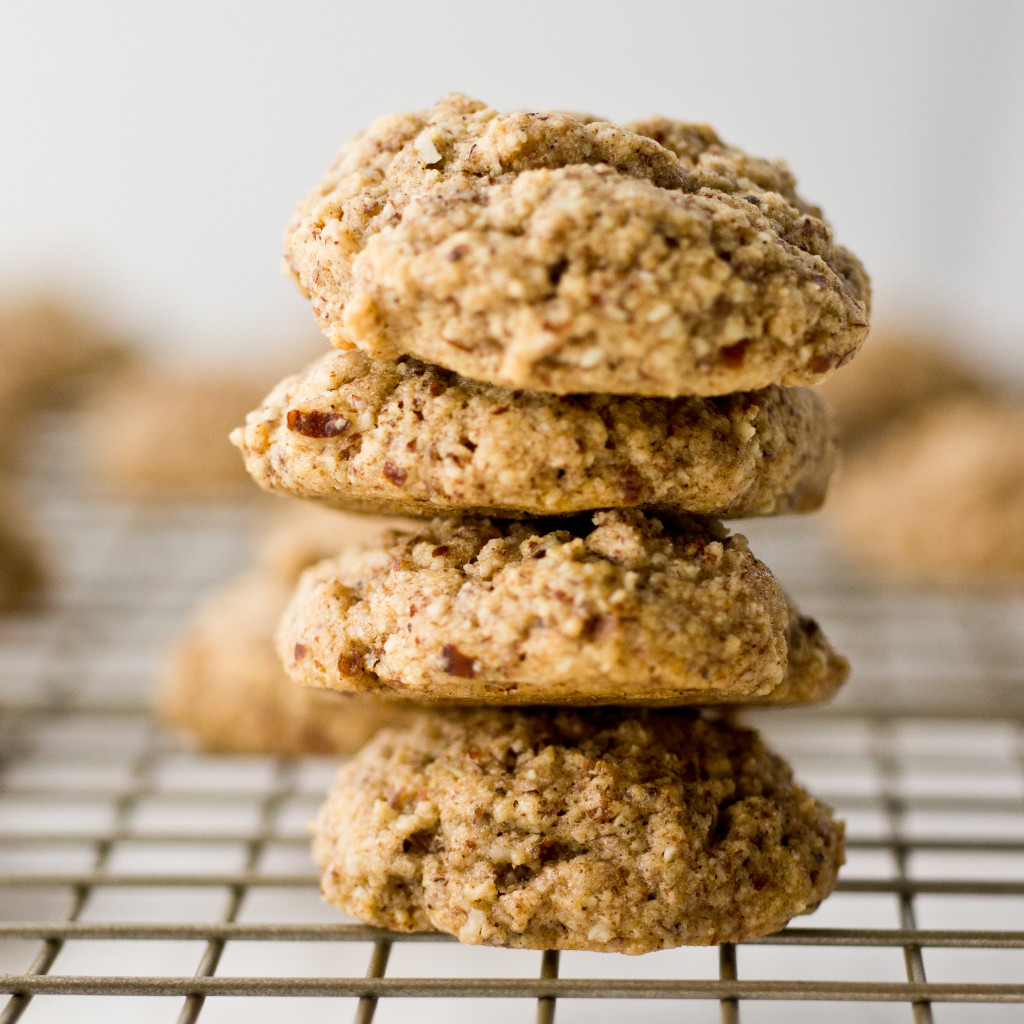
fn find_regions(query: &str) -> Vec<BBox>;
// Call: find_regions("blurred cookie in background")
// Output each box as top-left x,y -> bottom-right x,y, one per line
82,366 -> 277,500
0,294 -> 134,414
827,398 -> 1024,588
158,567 -> 415,755
817,325 -> 993,450
80,319 -> 331,501
160,504 -> 413,754
0,293 -> 135,473
0,482 -> 46,611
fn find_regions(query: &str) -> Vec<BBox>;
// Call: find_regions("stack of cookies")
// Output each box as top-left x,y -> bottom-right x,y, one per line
231,94 -> 870,953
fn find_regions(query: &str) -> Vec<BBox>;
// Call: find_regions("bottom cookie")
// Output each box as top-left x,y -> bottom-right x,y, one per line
313,708 -> 844,953
158,571 -> 413,755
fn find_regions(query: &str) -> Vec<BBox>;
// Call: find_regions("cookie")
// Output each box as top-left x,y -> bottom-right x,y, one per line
234,350 -> 836,519
827,398 -> 1024,587
0,484 -> 44,612
159,570 -> 413,756
279,510 -> 848,705
285,93 -> 869,396
313,708 -> 844,952
0,294 -> 133,416
817,327 -> 990,448
84,367 -> 276,497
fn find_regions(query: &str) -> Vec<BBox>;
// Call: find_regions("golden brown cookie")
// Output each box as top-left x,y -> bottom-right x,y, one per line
313,708 -> 844,952
827,398 -> 1024,587
817,327 -> 990,448
285,94 -> 869,396
279,510 -> 847,705
764,598 -> 849,705
233,350 -> 836,519
158,570 -> 413,756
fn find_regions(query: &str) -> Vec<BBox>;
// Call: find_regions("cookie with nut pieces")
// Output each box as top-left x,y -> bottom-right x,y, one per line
313,707 -> 845,952
233,350 -> 836,519
160,569 -> 415,756
278,509 -> 848,706
285,93 -> 869,396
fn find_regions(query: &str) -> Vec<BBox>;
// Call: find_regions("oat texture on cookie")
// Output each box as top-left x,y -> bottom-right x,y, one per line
284,94 -> 870,396
227,92 -> 869,951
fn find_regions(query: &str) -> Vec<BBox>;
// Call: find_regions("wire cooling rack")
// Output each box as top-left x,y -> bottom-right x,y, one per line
0,410 -> 1023,1023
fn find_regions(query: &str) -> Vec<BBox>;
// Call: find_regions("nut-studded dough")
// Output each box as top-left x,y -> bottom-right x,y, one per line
285,94 -> 869,396
279,510 -> 848,705
233,351 -> 836,519
313,708 -> 845,952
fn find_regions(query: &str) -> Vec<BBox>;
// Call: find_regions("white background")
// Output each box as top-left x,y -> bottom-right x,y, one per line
2,0 -> 1022,377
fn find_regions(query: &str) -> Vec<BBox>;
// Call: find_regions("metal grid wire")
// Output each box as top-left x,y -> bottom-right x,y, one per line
0,411 -> 1023,1023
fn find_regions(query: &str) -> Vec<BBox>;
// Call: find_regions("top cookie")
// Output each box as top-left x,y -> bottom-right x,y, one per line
285,93 -> 870,396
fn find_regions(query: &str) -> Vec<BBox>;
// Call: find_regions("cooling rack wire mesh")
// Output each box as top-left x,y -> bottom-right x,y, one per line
1,410 -> 1023,1024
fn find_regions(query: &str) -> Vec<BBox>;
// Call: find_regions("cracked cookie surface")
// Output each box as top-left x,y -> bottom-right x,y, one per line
278,509 -> 847,705
313,708 -> 844,952
233,350 -> 836,519
285,93 -> 869,396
